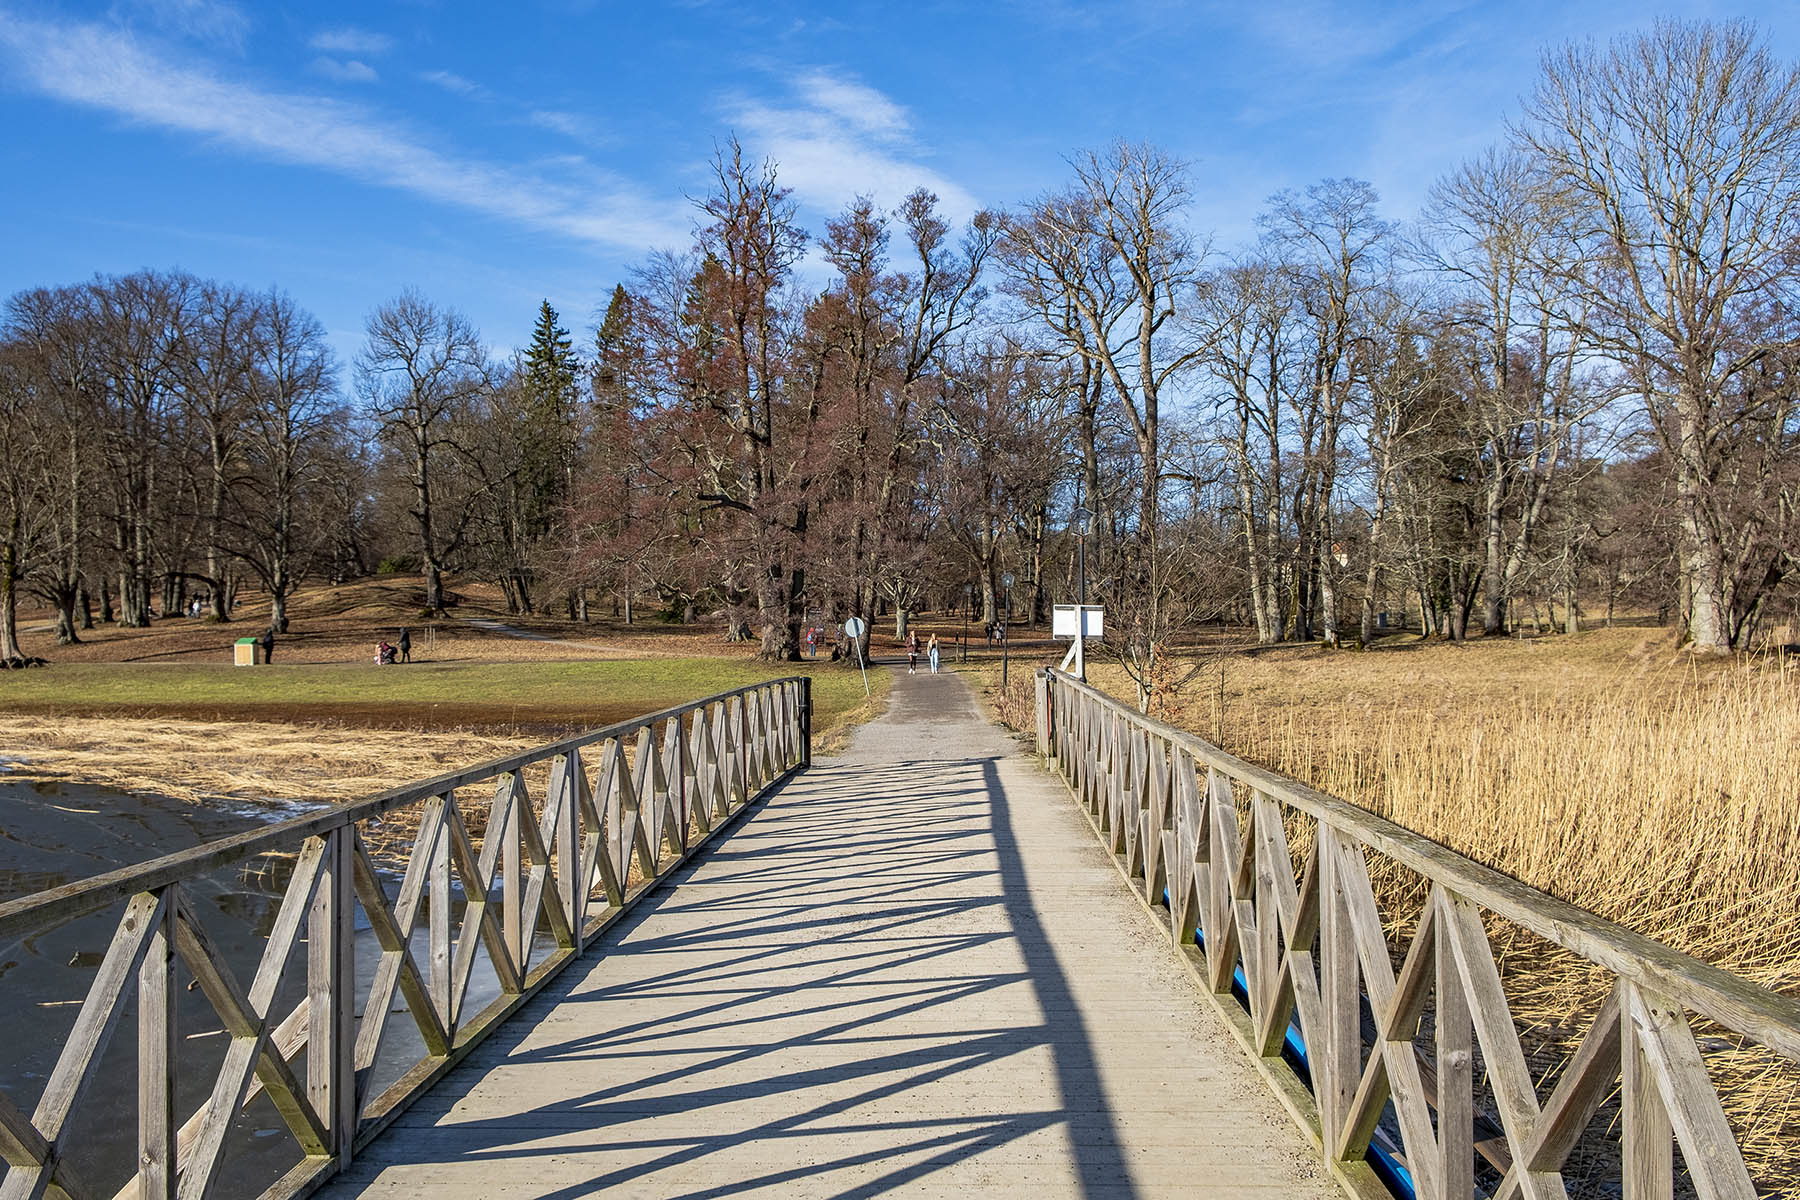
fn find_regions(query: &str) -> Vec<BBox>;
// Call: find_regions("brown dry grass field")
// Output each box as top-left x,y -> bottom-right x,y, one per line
973,622 -> 1800,1187
10,575 -> 760,669
1,577 -> 888,804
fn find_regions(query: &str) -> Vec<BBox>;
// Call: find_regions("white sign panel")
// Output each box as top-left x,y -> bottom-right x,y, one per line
842,616 -> 867,639
1051,604 -> 1104,639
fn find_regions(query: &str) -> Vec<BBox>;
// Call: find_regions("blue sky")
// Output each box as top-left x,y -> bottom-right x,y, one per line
3,0 -> 1796,370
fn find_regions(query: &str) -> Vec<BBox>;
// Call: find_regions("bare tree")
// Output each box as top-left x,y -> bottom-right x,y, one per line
1516,19 -> 1800,651
681,139 -> 810,658
0,341 -> 52,660
1422,148 -> 1599,636
5,286 -> 98,644
357,291 -> 487,614
233,290 -> 340,633
1259,178 -> 1394,647
180,280 -> 259,621
1195,259 -> 1296,643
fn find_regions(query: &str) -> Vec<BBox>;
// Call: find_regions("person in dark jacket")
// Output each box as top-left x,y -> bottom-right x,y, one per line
398,628 -> 412,663
260,629 -> 275,664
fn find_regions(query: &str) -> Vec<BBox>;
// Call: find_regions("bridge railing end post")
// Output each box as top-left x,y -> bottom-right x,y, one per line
800,676 -> 813,768
1035,669 -> 1051,764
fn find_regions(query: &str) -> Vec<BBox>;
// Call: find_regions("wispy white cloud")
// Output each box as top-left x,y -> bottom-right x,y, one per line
791,69 -> 909,139
727,68 -> 978,222
309,27 -> 394,56
115,0 -> 248,49
311,57 -> 378,84
418,68 -> 486,98
528,108 -> 616,148
0,12 -> 688,253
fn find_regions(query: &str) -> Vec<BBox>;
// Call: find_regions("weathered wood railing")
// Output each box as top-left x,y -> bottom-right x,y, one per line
0,676 -> 809,1200
1035,668 -> 1800,1200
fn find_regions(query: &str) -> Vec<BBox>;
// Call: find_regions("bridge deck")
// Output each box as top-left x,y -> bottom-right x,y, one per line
321,671 -> 1336,1199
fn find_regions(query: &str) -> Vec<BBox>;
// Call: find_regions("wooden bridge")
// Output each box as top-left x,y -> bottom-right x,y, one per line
0,669 -> 1795,1199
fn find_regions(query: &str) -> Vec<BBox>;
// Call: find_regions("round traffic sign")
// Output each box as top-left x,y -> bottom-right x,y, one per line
843,616 -> 867,638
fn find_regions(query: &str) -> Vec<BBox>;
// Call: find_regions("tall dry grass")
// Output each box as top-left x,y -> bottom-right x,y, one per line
1235,662 -> 1800,989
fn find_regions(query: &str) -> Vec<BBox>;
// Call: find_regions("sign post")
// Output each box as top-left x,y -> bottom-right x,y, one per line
1051,604 -> 1104,682
843,616 -> 870,698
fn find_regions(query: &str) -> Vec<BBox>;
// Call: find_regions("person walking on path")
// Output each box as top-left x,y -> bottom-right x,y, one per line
398,628 -> 412,663
927,633 -> 940,674
907,631 -> 919,674
260,628 -> 275,664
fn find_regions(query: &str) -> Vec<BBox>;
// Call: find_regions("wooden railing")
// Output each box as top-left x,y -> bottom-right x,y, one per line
0,676 -> 810,1200
1035,668 -> 1800,1200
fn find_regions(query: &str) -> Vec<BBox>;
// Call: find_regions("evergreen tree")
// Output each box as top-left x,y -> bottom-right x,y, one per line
518,299 -> 580,540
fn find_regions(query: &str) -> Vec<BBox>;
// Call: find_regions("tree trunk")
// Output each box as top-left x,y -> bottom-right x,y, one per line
422,557 -> 444,614
270,588 -> 289,635
1480,466 -> 1508,636
0,541 -> 20,660
1676,404 -> 1728,653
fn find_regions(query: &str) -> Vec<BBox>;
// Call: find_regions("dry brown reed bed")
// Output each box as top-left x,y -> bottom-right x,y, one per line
978,632 -> 1800,1188
0,716 -> 542,806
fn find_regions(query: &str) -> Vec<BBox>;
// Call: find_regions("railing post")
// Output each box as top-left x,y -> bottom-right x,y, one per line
556,754 -> 584,948
308,826 -> 357,1167
1035,669 -> 1051,763
799,676 -> 812,768
138,890 -> 177,1199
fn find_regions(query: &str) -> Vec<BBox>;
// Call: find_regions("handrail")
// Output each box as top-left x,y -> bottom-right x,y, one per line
0,675 -> 811,1200
0,678 -> 809,942
1036,667 -> 1796,1200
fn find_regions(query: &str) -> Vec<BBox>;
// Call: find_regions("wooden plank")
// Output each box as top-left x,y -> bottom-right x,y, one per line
1628,986 -> 1756,1200
498,774 -> 524,969
0,1089 -> 52,1171
0,891 -> 171,1200
1439,892 -> 1567,1200
109,1001 -> 311,1200
515,773 -> 575,951
1621,981 -> 1673,1200
349,833 -> 452,1078
549,754 -> 583,948
1491,988 -> 1621,1200
427,807 -> 451,1028
308,828 -> 356,1165
1433,888 -> 1474,1200
441,798 -> 522,1025
344,750 -> 800,1161
1317,829 -> 1361,1163
137,897 -> 177,1200
1330,842 -> 1438,1198
172,871 -> 329,1200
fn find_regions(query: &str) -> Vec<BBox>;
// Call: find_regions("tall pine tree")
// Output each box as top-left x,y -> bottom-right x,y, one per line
519,300 -> 580,542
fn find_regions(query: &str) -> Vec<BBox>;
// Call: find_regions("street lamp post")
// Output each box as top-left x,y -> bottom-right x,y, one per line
962,584 -> 973,663
1001,572 -> 1014,688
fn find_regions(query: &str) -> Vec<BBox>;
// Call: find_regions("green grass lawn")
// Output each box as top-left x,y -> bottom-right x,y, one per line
0,659 -> 887,743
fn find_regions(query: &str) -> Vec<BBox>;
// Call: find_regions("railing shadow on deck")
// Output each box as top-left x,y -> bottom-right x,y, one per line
309,754 -> 1145,1200
1035,667 -> 1800,1200
0,676 -> 811,1200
